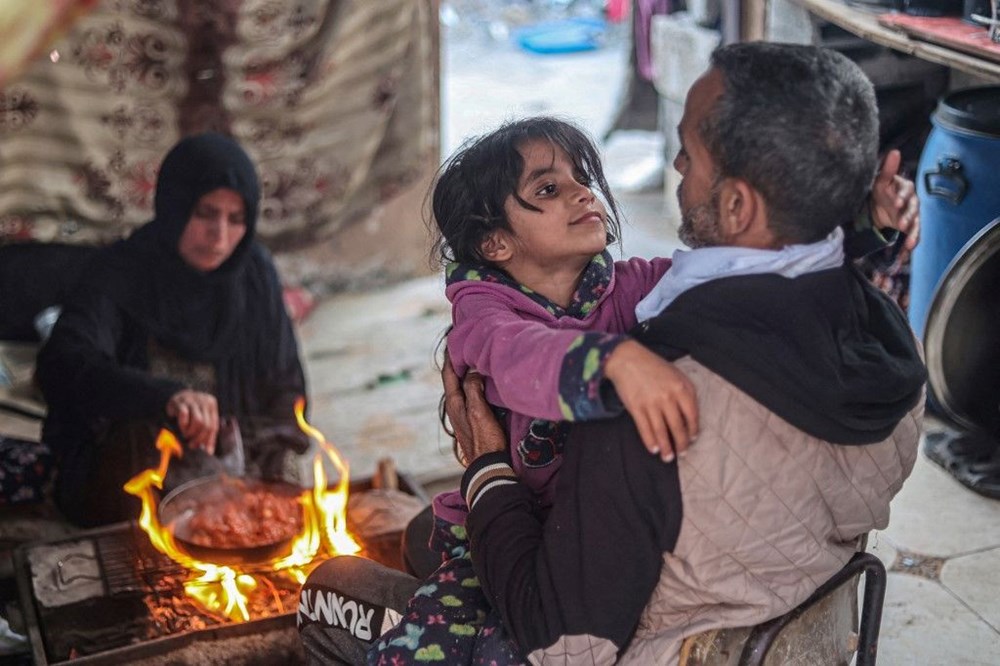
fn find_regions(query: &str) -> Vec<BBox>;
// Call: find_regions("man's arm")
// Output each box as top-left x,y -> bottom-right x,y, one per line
450,368 -> 683,663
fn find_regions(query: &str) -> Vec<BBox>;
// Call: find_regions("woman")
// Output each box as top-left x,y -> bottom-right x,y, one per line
36,132 -> 309,527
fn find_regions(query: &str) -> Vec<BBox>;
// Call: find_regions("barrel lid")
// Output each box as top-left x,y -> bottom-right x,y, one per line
934,86 -> 1000,136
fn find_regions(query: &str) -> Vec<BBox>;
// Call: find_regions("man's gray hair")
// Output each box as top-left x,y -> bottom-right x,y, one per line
705,42 -> 879,244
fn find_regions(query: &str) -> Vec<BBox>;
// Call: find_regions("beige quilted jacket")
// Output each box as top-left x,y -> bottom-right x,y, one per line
616,356 -> 924,665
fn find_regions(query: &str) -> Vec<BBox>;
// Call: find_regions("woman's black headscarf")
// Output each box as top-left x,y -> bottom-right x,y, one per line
107,132 -> 261,362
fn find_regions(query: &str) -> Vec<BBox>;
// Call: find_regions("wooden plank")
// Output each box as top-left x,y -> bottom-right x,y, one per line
878,13 -> 1000,64
742,0 -> 768,42
788,0 -> 1000,80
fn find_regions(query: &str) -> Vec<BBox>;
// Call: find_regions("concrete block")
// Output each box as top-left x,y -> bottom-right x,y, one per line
650,13 -> 720,104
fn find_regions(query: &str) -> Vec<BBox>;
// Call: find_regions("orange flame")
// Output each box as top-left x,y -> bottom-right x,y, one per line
294,397 -> 361,557
124,399 -> 360,621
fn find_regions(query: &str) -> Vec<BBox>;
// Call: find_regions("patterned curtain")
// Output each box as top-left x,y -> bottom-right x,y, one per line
0,0 -> 439,288
0,1 -> 97,87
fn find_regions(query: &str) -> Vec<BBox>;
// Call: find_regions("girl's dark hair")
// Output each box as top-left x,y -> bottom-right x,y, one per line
430,116 -> 622,266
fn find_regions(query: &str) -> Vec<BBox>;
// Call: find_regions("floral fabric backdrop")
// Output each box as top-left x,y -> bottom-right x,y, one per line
0,1 -> 98,87
0,0 -> 439,289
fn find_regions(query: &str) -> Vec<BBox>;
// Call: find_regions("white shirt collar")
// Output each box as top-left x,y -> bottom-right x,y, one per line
635,227 -> 845,322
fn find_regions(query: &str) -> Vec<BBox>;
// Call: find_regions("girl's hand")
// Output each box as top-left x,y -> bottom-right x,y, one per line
603,340 -> 699,462
166,389 -> 220,455
870,149 -> 921,258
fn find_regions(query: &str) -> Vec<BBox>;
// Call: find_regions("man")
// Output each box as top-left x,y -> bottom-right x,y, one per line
297,42 -> 925,665
455,42 -> 925,664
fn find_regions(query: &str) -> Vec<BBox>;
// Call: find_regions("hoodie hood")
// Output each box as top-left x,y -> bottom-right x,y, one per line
635,265 -> 926,445
445,250 -> 617,320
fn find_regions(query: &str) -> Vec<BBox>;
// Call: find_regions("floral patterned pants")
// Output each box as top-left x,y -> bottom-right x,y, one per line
368,516 -> 524,665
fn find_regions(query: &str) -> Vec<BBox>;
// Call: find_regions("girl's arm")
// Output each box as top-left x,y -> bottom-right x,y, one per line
450,292 -> 698,458
848,149 -> 920,258
604,339 -> 698,461
449,292 -> 628,422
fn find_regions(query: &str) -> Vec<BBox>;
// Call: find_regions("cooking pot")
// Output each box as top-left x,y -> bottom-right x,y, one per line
157,475 -> 305,566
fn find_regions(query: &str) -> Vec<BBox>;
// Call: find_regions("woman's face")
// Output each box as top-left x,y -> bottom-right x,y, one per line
177,188 -> 247,272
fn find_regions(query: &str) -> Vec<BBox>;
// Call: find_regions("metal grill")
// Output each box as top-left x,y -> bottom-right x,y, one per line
94,526 -> 188,595
14,522 -> 299,666
11,475 -> 426,665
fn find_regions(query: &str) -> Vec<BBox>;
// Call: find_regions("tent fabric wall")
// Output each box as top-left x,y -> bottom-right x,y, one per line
0,0 -> 439,289
0,1 -> 98,87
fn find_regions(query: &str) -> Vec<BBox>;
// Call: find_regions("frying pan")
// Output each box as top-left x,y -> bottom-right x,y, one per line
157,475 -> 305,566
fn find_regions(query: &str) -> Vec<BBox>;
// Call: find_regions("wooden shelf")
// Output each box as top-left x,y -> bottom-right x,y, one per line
789,0 -> 1000,81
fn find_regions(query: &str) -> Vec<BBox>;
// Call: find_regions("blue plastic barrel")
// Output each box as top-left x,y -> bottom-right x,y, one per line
910,86 -> 1000,339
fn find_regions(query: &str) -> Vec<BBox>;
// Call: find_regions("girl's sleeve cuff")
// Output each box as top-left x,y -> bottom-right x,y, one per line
846,202 -> 901,258
556,332 -> 627,421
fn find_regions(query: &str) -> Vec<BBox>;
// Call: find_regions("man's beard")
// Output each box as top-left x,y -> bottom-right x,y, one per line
677,184 -> 723,249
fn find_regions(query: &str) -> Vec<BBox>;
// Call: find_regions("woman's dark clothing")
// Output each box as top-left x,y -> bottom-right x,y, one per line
35,133 -> 308,527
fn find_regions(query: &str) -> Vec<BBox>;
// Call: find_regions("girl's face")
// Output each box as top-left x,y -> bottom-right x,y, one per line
498,139 -> 608,278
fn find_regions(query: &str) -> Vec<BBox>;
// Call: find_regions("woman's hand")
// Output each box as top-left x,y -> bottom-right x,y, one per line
870,149 -> 921,257
442,352 -> 506,467
166,389 -> 219,455
603,340 -> 698,462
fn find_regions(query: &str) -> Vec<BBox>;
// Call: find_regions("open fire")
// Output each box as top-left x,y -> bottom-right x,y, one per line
123,398 -> 361,622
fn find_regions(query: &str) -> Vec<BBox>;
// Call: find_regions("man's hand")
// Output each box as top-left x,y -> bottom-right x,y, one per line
603,340 -> 698,462
870,149 -> 921,257
442,352 -> 506,467
166,389 -> 219,455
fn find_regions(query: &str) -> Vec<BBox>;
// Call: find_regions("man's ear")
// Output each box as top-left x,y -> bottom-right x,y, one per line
718,178 -> 753,235
719,178 -> 772,246
480,232 -> 513,263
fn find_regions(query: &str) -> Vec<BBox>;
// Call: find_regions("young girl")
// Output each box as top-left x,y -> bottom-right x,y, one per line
436,117 -> 700,515
370,116 -> 917,665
